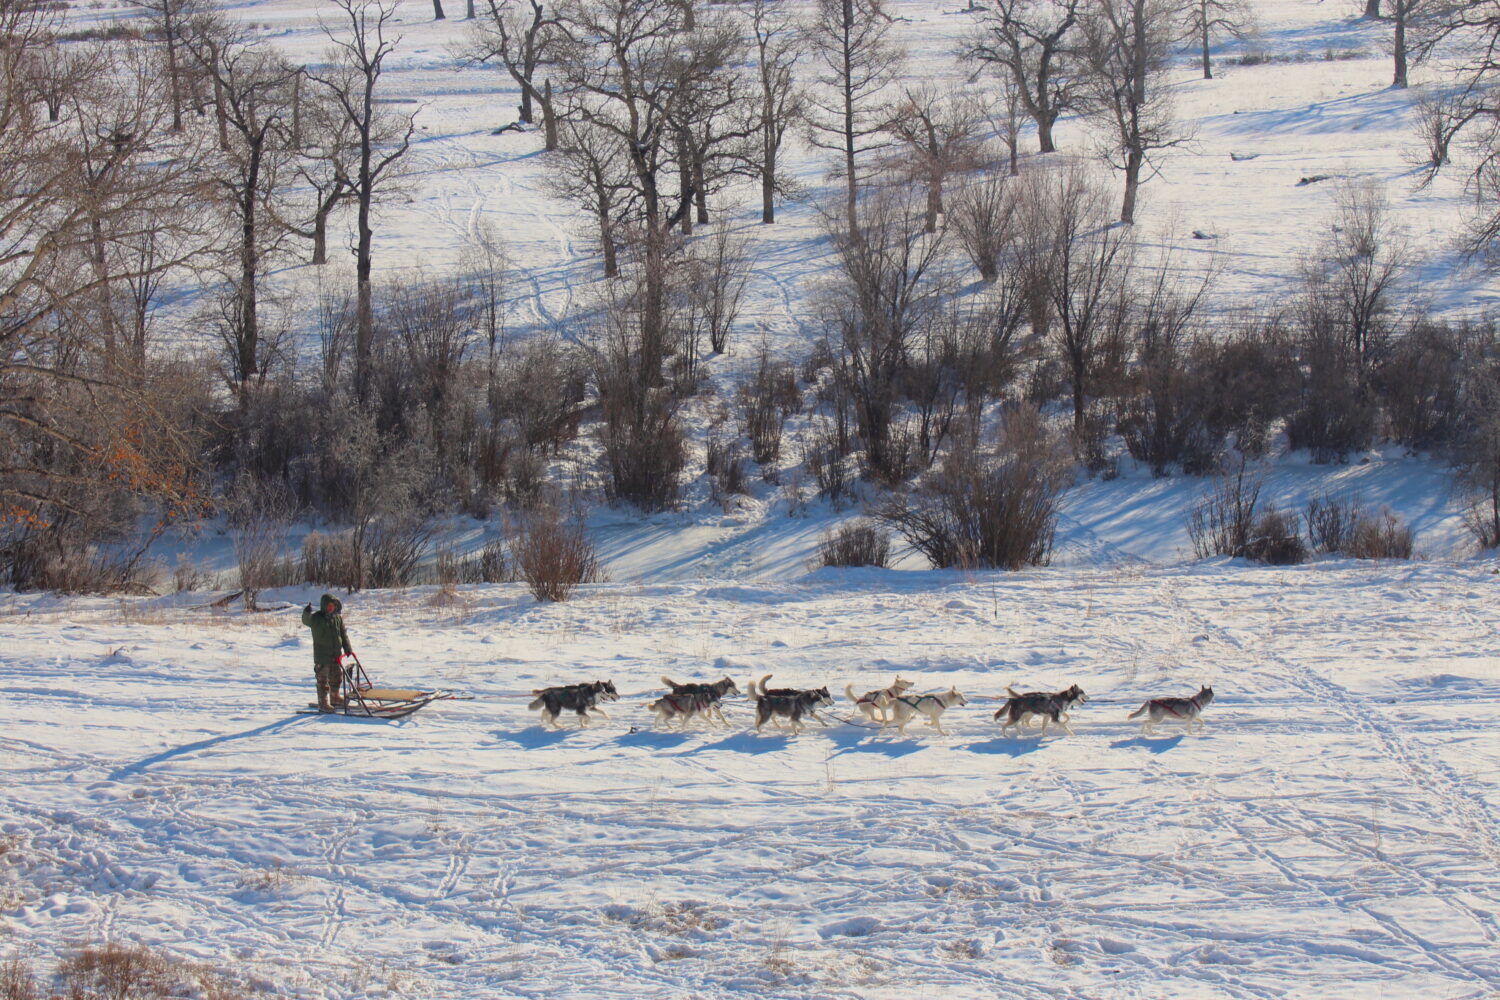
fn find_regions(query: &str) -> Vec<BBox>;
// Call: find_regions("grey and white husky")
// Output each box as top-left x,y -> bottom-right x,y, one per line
1128,686 -> 1215,735
647,691 -> 717,728
753,688 -> 836,734
845,677 -> 913,724
883,688 -> 967,736
753,676 -> 835,725
660,676 -> 739,726
995,684 -> 1087,737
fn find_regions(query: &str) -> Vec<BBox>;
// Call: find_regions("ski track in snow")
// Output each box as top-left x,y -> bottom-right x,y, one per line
3,562 -> 1500,997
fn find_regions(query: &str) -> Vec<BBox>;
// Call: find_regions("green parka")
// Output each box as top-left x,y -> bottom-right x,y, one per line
302,593 -> 352,666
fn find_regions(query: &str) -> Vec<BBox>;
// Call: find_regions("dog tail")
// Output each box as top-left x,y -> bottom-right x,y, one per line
846,683 -> 861,704
1127,702 -> 1148,719
992,706 -> 1006,721
527,695 -> 545,711
660,676 -> 680,691
755,675 -> 772,698
1007,686 -> 1022,698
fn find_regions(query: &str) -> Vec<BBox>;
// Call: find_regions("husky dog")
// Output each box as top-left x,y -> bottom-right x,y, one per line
883,688 -> 967,736
753,688 -> 836,734
752,676 -> 835,724
995,684 -> 1088,737
647,691 -> 717,728
845,677 -> 914,724
528,680 -> 619,728
1128,685 -> 1215,735
661,676 -> 739,726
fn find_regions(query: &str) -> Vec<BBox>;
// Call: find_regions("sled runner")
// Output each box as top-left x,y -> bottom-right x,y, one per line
300,653 -> 469,720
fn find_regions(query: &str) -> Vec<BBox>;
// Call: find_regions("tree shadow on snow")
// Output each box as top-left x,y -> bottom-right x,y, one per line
1110,735 -> 1186,753
962,737 -> 1045,758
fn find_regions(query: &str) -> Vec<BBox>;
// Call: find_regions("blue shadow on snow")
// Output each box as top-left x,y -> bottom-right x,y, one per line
1110,735 -> 1187,753
109,715 -> 315,780
962,737 -> 1045,758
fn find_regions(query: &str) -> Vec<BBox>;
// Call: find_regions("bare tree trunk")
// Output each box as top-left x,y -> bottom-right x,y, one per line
467,0 -> 475,17
1364,0 -> 1380,17
541,78 -> 557,151
1393,4 -> 1408,88
1037,112 -> 1057,154
1201,12 -> 1212,80
164,1 -> 183,132
762,148 -> 776,223
1121,148 -> 1142,224
292,71 -> 303,146
433,0 -> 446,19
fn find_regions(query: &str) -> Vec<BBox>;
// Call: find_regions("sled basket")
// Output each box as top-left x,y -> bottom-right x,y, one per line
334,655 -> 463,720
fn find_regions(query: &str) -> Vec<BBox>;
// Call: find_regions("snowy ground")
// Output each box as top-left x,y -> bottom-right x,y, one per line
5,561 -> 1500,998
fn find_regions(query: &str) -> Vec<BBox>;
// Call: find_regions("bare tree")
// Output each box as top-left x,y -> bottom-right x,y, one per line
1080,0 -> 1191,223
286,79 -> 354,266
804,0 -> 904,234
949,167 -> 1021,283
821,187 -> 951,481
1185,0 -> 1252,80
124,0 -> 209,132
1027,165 -> 1136,438
746,0 -> 803,223
1303,181 -> 1409,394
0,5 -> 210,529
182,22 -> 302,406
465,0 -> 561,148
886,87 -> 989,233
548,106 -> 631,277
553,0 -> 734,377
959,0 -> 1084,154
310,0 -> 417,400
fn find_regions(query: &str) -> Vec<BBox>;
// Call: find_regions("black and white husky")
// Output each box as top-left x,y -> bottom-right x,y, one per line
752,675 -> 835,724
661,676 -> 739,726
883,688 -> 967,736
995,684 -> 1088,737
753,688 -> 835,734
1128,685 -> 1215,735
528,680 -> 619,728
845,677 -> 913,724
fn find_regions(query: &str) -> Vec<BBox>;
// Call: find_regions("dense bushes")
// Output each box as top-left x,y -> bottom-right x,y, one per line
817,521 -> 892,568
512,508 -> 603,602
875,407 -> 1072,570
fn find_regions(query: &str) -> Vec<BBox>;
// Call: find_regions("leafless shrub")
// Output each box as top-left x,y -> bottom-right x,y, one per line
817,520 -> 891,568
226,477 -> 297,610
1188,460 -> 1264,559
1189,462 -> 1306,564
1346,509 -> 1414,559
55,943 -> 243,1000
1305,491 -> 1364,554
873,406 -> 1072,569
0,957 -> 37,1000
706,438 -> 749,499
803,425 -> 854,502
492,334 -> 586,454
685,224 -> 751,356
740,351 -> 801,465
435,539 -> 510,586
511,509 -> 603,602
1245,509 -> 1307,565
948,170 -> 1018,283
57,944 -> 178,1000
301,520 -> 428,592
1414,87 -> 1463,170
0,539 -> 156,596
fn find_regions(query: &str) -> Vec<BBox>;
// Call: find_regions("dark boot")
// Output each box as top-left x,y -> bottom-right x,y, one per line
317,680 -> 332,714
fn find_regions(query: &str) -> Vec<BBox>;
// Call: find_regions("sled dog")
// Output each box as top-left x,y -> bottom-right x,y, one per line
1128,685 -> 1215,735
752,676 -> 835,724
753,688 -> 836,734
883,688 -> 967,735
845,677 -> 914,724
660,676 -> 739,725
995,684 -> 1088,737
647,691 -> 718,728
528,680 -> 618,728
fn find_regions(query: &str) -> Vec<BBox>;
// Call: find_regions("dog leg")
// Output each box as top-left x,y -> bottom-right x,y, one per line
591,707 -> 611,721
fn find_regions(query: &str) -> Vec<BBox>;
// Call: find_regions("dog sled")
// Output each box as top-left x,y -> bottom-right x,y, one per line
301,653 -> 469,720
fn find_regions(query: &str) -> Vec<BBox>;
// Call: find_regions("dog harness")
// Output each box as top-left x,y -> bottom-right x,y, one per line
1150,693 -> 1205,718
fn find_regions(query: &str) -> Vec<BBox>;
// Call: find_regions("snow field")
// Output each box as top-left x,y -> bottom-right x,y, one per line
4,560 -> 1500,997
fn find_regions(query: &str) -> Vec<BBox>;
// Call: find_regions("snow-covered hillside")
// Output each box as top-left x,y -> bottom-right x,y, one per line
4,561 -> 1500,997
